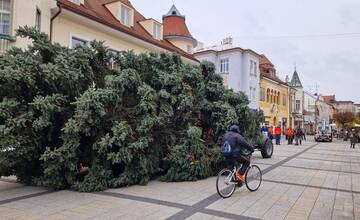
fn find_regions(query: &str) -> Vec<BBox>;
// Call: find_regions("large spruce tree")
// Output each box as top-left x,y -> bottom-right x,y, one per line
0,27 -> 263,191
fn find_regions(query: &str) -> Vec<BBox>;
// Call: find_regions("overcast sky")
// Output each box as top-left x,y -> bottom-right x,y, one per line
131,0 -> 360,103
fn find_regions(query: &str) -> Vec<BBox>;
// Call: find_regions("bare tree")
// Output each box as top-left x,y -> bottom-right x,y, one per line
333,112 -> 356,128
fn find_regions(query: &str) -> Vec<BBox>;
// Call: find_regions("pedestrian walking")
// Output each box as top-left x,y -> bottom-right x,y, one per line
287,127 -> 294,145
302,128 -> 306,141
350,130 -> 358,149
295,127 -> 303,145
269,126 -> 274,141
275,126 -> 282,145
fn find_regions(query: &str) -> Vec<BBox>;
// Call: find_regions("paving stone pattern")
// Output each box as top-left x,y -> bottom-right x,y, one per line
1,139 -> 360,220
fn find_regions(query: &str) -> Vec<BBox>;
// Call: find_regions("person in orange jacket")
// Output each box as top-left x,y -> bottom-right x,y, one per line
274,126 -> 282,145
287,127 -> 294,145
269,126 -> 274,140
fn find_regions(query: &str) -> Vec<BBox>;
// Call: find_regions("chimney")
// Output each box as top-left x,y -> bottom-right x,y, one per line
195,41 -> 204,51
221,37 -> 233,45
285,75 -> 289,83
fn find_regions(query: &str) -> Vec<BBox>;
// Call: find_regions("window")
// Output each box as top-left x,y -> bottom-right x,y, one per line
220,58 -> 229,73
254,62 -> 257,76
249,87 -> 253,100
71,36 -> 87,48
249,86 -> 256,101
277,92 -> 280,104
0,0 -> 11,35
249,60 -> 253,75
108,49 -> 121,70
120,5 -> 131,26
260,88 -> 265,102
282,94 -> 286,106
266,89 -> 270,102
35,8 -> 41,32
153,23 -> 161,40
250,60 -> 257,76
296,100 -> 301,111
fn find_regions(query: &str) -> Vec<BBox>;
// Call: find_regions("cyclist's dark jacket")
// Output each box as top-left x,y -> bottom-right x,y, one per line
223,131 -> 254,157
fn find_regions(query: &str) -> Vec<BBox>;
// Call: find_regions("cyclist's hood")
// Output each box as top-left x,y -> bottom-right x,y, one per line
229,125 -> 240,133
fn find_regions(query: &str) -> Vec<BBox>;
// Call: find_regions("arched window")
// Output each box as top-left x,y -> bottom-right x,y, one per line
0,0 -> 11,35
266,89 -> 270,102
277,92 -> 280,104
270,89 -> 274,103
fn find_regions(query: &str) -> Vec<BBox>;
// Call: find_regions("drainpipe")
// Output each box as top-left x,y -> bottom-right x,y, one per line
50,4 -> 62,42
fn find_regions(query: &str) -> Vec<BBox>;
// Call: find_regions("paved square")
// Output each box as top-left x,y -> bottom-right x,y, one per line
1,139 -> 360,220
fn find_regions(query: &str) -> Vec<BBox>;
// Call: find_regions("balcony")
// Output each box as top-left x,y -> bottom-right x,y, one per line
0,34 -> 16,54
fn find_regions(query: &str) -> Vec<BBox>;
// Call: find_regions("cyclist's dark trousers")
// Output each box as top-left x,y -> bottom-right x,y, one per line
239,160 -> 250,175
226,156 -> 250,175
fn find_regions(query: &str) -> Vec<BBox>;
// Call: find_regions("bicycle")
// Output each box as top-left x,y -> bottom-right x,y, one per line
216,156 -> 262,198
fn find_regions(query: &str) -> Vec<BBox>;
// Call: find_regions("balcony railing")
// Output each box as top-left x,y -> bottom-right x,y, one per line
0,34 -> 16,55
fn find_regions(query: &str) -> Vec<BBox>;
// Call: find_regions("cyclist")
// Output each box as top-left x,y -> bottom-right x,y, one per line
222,125 -> 254,182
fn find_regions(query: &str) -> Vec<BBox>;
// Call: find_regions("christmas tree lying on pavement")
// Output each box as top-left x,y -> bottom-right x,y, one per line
0,27 -> 263,192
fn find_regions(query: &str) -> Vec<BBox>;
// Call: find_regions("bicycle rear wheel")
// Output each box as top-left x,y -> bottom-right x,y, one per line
216,169 -> 237,198
245,165 -> 262,192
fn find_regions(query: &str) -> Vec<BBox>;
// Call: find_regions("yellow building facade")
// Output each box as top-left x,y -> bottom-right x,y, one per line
0,0 -> 197,64
259,55 -> 290,131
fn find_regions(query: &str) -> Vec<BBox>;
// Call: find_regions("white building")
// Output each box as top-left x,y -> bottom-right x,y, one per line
303,91 -> 317,133
194,38 -> 261,109
316,97 -> 334,128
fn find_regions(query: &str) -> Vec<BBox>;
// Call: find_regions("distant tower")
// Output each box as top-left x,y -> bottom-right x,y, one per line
163,5 -> 197,54
290,66 -> 303,88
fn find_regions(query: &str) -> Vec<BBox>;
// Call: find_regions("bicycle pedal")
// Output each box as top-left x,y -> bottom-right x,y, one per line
237,181 -> 243,187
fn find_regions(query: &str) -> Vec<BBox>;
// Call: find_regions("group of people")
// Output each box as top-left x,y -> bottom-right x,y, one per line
261,125 -> 306,146
286,127 -> 306,145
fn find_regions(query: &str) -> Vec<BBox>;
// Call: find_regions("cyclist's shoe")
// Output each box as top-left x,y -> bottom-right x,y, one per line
237,181 -> 243,187
236,172 -> 245,182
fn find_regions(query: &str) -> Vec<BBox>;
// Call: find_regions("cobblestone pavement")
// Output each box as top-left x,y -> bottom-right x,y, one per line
1,139 -> 360,220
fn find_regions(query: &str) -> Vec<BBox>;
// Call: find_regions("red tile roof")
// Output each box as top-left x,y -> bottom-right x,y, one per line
322,95 -> 335,103
163,16 -> 193,38
260,54 -> 274,67
56,0 -> 198,62
259,55 -> 287,85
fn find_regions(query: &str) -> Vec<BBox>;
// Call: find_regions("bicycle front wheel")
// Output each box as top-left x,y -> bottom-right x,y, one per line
216,169 -> 237,198
245,165 -> 262,192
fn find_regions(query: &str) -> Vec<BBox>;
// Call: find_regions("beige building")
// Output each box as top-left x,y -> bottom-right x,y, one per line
1,0 -> 198,64
316,97 -> 336,128
0,0 -> 55,53
334,101 -> 356,114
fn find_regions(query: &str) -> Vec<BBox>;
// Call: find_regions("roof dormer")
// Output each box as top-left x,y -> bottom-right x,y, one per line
139,19 -> 163,40
69,0 -> 84,5
105,1 -> 134,27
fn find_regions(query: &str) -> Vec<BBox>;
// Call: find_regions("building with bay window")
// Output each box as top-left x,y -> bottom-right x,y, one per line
289,68 -> 304,128
194,37 -> 261,110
